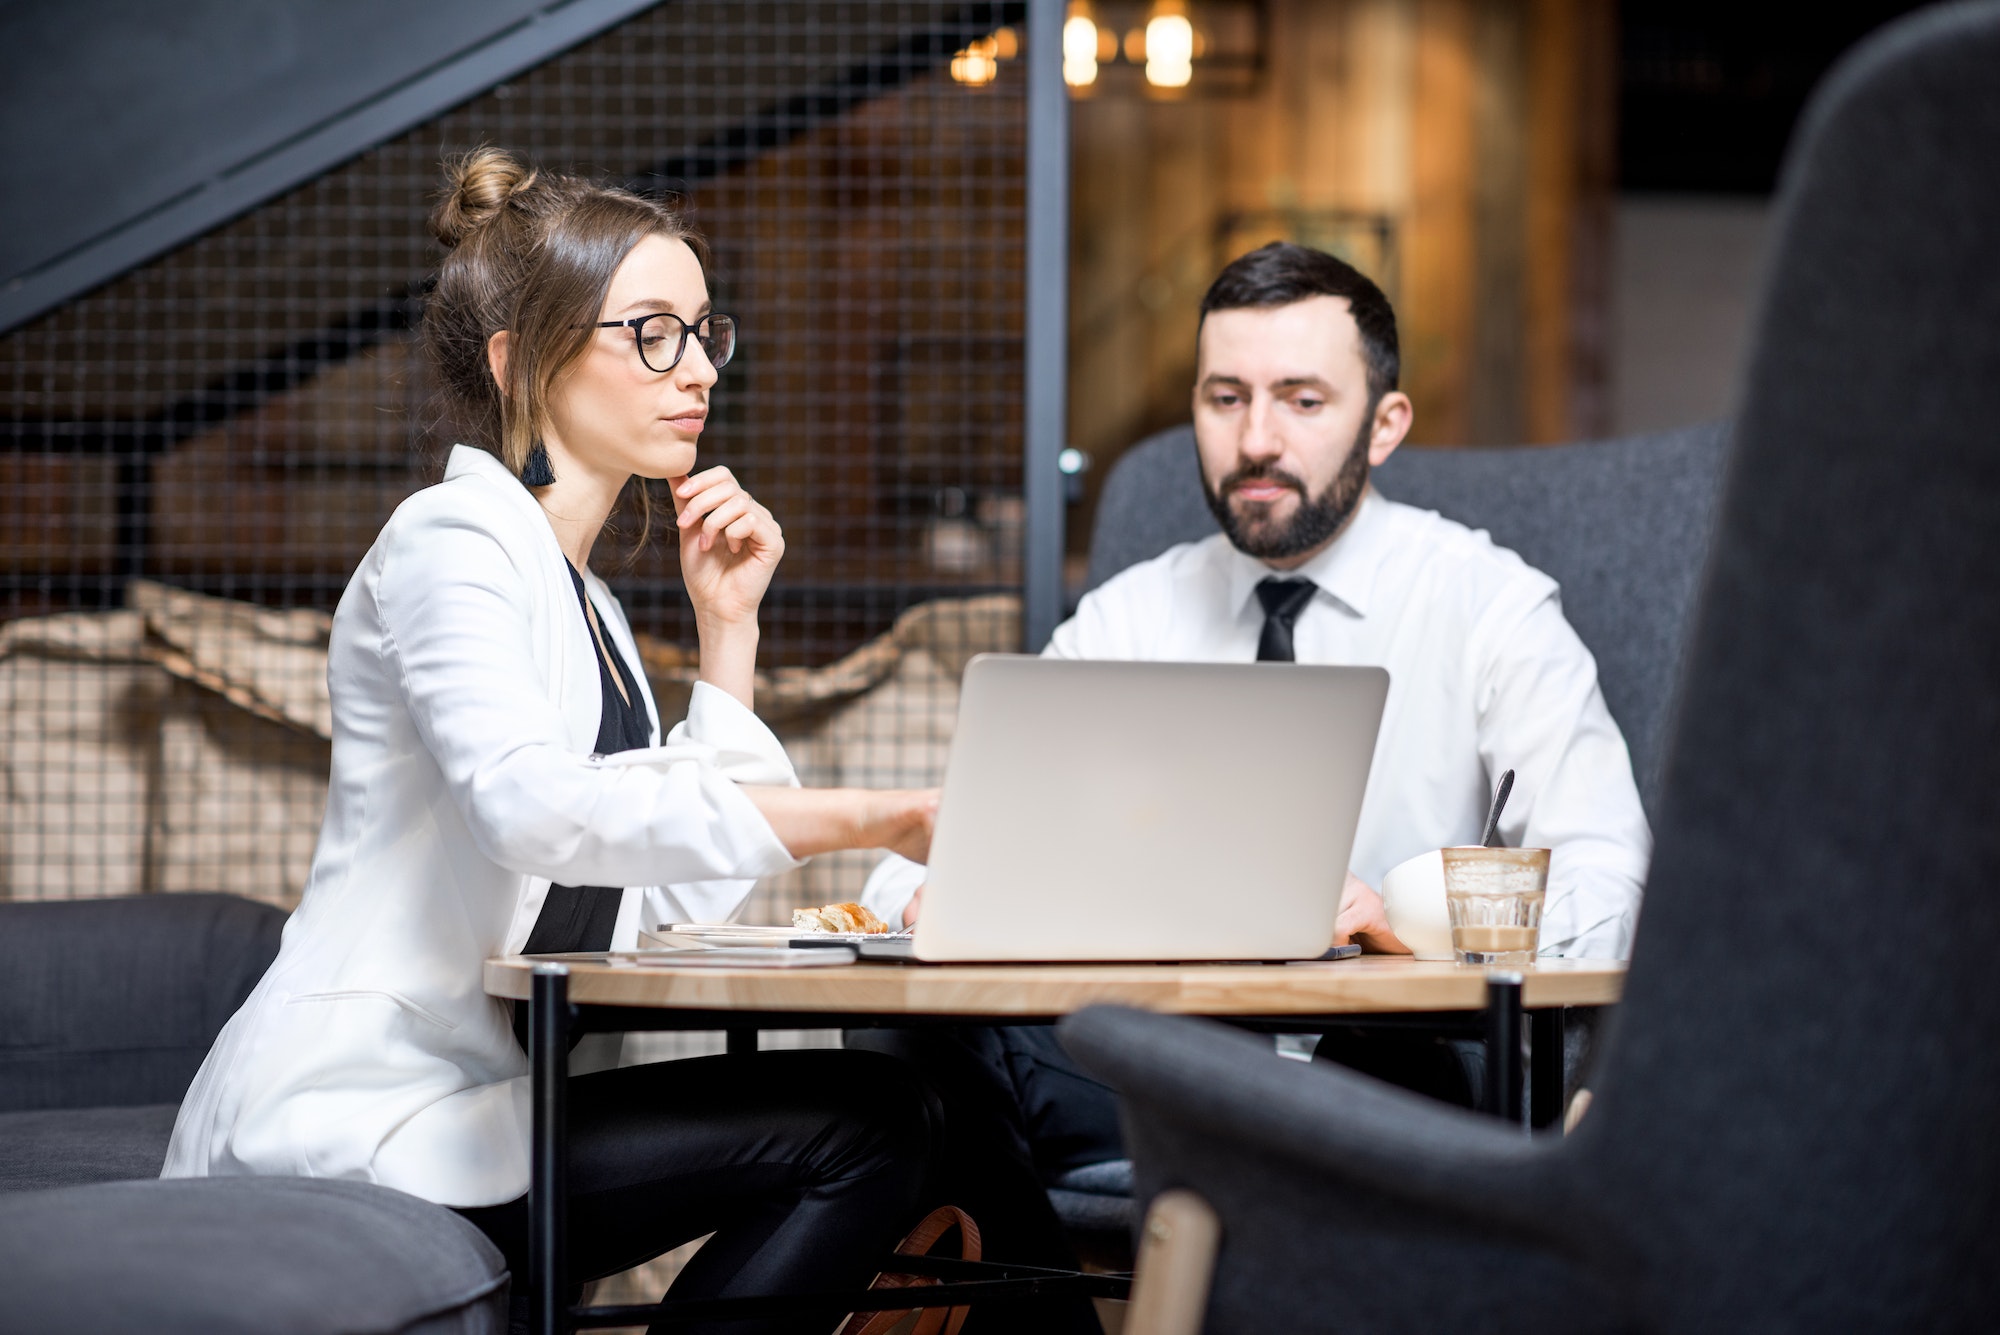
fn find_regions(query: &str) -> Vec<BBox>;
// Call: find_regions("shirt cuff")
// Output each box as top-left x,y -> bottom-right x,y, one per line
860,853 -> 926,927
666,680 -> 799,787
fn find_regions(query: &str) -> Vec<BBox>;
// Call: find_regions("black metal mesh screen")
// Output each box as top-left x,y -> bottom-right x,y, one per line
0,1 -> 1029,905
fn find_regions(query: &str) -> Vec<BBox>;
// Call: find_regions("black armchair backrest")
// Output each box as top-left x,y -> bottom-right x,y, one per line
1082,423 -> 1730,811
1570,4 -> 2000,1326
0,894 -> 284,1111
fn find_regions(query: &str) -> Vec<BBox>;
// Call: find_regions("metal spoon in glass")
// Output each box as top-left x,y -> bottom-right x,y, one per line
1479,769 -> 1516,848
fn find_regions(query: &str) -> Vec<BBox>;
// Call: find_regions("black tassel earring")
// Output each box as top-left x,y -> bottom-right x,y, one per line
521,444 -> 556,487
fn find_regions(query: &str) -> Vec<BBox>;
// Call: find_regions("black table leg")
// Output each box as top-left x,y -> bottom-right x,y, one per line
1530,1007 -> 1566,1130
1483,972 -> 1527,1128
531,965 -> 572,1335
726,1027 -> 758,1056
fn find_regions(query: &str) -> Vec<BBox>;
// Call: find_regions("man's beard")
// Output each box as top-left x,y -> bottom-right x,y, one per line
1201,416 -> 1373,562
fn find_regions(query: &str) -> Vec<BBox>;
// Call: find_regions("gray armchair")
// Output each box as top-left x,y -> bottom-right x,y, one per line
1062,4 -> 2000,1330
0,894 -> 508,1334
1060,198 -> 1731,1277
0,893 -> 284,1190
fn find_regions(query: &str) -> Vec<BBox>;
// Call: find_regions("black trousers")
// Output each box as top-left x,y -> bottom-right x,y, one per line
847,1024 -> 1477,1204
846,1023 -> 1483,1319
845,1026 -> 1122,1335
456,1049 -> 938,1335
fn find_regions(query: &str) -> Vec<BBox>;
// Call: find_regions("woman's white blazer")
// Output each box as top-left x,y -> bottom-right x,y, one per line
161,445 -> 802,1207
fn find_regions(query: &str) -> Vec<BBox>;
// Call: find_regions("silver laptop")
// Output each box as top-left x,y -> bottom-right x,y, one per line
909,655 -> 1389,963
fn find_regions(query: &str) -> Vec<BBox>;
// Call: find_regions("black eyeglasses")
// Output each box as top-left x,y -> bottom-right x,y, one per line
590,311 -> 738,373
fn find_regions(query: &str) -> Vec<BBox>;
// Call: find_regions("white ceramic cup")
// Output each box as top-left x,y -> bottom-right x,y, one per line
1379,849 -> 1454,960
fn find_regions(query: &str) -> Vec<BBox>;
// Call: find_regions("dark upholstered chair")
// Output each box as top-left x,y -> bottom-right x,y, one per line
1063,5 -> 2000,1331
0,1178 -> 509,1335
1061,224 -> 1728,1278
0,893 -> 284,1189
1084,422 -> 1728,814
0,895 -> 508,1334
1046,1158 -> 1141,1269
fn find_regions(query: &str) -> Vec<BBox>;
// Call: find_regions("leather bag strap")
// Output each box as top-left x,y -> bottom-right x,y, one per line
839,1205 -> 983,1335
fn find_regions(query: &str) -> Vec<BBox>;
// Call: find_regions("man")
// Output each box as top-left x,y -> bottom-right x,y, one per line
852,242 -> 1649,1278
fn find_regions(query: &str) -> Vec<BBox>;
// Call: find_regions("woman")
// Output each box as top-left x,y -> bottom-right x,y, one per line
163,148 -> 941,1332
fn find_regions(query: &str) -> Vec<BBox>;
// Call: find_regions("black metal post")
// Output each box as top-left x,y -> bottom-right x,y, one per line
531,965 -> 572,1335
1529,1007 -> 1566,1130
726,1027 -> 758,1056
1022,0 -> 1071,651
1483,972 -> 1527,1127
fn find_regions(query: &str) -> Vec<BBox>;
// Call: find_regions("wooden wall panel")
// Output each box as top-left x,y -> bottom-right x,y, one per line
1403,0 -> 1477,444
1525,0 -> 1579,443
1469,0 -> 1527,445
1525,0 -> 1614,442
1066,0 -> 1618,485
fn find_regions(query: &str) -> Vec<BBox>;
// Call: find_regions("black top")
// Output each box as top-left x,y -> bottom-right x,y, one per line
514,564 -> 654,1052
523,562 -> 655,958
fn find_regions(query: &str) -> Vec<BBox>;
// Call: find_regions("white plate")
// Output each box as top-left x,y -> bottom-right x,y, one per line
663,923 -> 798,938
653,923 -> 911,947
631,945 -> 860,967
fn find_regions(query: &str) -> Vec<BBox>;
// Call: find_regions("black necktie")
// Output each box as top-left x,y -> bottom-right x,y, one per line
1255,577 -> 1317,662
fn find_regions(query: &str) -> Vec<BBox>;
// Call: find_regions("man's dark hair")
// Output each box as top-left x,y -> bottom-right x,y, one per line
1198,242 -> 1399,401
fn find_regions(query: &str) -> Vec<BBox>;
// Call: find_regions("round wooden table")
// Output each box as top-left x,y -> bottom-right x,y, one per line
489,951 -> 1624,1335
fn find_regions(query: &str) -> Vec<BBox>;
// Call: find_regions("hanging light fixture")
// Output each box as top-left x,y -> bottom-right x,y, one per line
1144,0 -> 1195,89
950,26 -> 1018,88
950,33 -> 1001,86
1061,1 -> 1262,99
1064,1 -> 1101,88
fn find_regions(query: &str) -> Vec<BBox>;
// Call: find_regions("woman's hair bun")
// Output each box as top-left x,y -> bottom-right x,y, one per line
431,147 -> 537,249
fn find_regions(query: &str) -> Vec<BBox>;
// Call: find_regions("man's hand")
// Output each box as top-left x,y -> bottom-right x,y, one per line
902,884 -> 924,929
1333,872 -> 1412,954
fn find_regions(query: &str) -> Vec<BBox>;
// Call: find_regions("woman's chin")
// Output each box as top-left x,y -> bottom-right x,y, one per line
634,444 -> 700,480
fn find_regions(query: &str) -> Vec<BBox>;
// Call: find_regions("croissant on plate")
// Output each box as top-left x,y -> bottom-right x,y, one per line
790,902 -> 891,934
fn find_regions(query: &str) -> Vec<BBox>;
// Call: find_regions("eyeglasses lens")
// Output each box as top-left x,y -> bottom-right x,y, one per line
635,316 -> 683,373
635,314 -> 735,372
699,315 -> 736,370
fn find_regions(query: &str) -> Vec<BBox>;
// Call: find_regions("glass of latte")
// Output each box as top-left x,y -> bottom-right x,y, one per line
1441,846 -> 1551,967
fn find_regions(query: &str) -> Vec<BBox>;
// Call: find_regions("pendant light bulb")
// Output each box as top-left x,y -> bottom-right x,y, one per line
1064,2 -> 1101,88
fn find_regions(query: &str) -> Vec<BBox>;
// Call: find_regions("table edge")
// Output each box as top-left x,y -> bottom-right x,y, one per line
482,956 -> 1625,1014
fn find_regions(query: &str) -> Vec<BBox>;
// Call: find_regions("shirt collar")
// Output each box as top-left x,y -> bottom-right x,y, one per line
1223,485 -> 1390,622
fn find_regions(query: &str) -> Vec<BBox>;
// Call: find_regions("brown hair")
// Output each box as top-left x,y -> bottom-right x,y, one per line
1199,242 -> 1399,403
421,147 -> 707,510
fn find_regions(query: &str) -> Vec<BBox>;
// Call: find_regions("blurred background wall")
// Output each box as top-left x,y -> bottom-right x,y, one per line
0,0 -> 1037,905
0,0 -> 1939,906
1059,0 -> 1929,579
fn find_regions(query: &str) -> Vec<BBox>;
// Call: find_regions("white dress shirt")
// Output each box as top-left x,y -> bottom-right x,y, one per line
864,487 -> 1650,959
163,445 -> 801,1207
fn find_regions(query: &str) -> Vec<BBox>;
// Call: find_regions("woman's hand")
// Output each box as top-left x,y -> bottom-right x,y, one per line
672,467 -> 782,628
672,467 -> 781,708
863,789 -> 938,864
